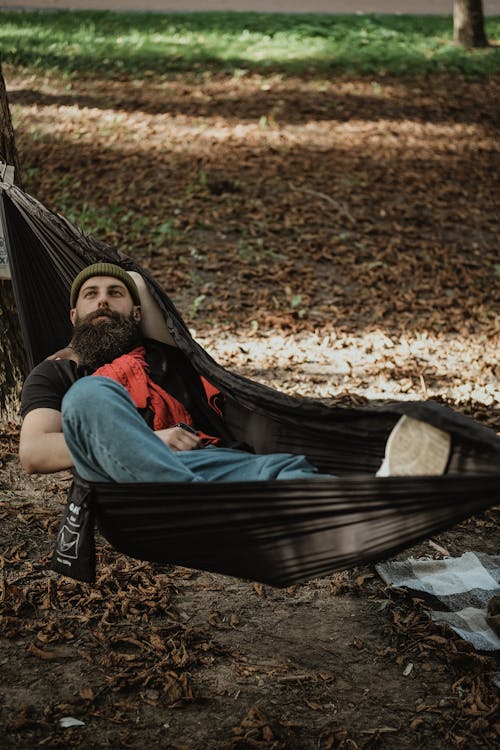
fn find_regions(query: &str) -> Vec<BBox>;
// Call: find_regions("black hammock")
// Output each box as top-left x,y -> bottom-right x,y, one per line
1,182 -> 499,586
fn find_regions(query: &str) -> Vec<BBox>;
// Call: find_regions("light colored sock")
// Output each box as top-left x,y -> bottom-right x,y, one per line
377,416 -> 451,477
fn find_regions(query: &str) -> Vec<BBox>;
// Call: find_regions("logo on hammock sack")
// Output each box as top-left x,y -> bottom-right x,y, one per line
56,525 -> 80,559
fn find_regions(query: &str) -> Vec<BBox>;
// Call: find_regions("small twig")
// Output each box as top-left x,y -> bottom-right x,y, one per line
429,539 -> 450,557
419,374 -> 428,398
289,182 -> 356,224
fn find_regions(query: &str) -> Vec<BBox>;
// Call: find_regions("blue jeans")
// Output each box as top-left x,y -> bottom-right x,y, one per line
61,376 -> 323,483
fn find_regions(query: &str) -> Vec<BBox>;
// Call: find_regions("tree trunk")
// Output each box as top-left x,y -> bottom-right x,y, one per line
453,0 -> 489,48
0,63 -> 28,424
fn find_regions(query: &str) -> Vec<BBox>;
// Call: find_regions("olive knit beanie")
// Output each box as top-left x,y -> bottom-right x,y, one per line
70,263 -> 141,308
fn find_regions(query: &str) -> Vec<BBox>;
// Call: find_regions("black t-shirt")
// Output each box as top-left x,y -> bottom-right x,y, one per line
20,340 -> 232,445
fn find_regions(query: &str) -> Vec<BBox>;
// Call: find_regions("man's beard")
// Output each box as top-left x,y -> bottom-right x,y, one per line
71,309 -> 142,371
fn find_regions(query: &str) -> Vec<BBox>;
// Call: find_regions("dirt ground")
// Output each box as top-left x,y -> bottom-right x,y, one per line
1,440 -> 499,750
1,64 -> 499,749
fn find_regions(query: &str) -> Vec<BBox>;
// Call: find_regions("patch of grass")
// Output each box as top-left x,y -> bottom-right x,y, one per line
1,10 -> 499,77
49,175 -> 155,253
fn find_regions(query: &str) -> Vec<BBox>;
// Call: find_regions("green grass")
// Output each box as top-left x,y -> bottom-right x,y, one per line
1,10 -> 499,77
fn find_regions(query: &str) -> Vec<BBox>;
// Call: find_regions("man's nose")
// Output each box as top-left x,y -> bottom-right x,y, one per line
97,296 -> 110,308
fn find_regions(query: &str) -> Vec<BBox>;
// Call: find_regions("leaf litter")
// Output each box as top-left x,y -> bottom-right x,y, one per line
1,67 -> 499,748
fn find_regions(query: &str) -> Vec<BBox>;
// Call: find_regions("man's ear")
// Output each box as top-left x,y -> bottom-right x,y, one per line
133,306 -> 141,322
70,308 -> 77,326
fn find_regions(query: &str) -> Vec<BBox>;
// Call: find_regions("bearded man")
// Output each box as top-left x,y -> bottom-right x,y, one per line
19,263 -> 334,483
20,263 -> 451,483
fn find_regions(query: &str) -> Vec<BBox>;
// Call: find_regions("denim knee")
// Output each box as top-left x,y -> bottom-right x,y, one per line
62,376 -> 127,420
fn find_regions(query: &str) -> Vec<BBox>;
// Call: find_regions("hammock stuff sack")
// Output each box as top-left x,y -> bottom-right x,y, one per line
1,182 -> 499,585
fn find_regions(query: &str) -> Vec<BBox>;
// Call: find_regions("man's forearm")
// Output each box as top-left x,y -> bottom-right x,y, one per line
19,432 -> 73,474
127,271 -> 176,346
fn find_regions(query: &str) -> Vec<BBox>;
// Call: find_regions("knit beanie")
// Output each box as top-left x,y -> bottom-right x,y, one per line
70,263 -> 141,308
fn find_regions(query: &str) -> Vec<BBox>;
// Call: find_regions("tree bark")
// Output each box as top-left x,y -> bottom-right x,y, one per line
0,63 -> 28,424
453,0 -> 489,48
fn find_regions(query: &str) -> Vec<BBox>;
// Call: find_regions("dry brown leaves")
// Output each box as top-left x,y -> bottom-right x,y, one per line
9,72 -> 500,339
378,585 -> 499,750
2,68 -> 500,748
1,523 -> 218,746
225,705 -> 382,750
7,69 -> 499,413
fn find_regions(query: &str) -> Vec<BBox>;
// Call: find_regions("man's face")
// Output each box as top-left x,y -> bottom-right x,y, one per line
69,276 -> 142,370
70,276 -> 140,326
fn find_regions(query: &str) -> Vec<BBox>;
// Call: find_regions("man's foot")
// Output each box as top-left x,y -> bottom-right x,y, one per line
377,415 -> 451,477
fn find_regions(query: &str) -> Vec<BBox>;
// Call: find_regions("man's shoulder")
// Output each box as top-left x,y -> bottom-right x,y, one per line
21,359 -> 81,419
26,358 -> 79,383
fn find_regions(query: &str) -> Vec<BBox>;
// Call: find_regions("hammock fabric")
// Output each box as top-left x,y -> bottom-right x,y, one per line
1,182 -> 499,586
